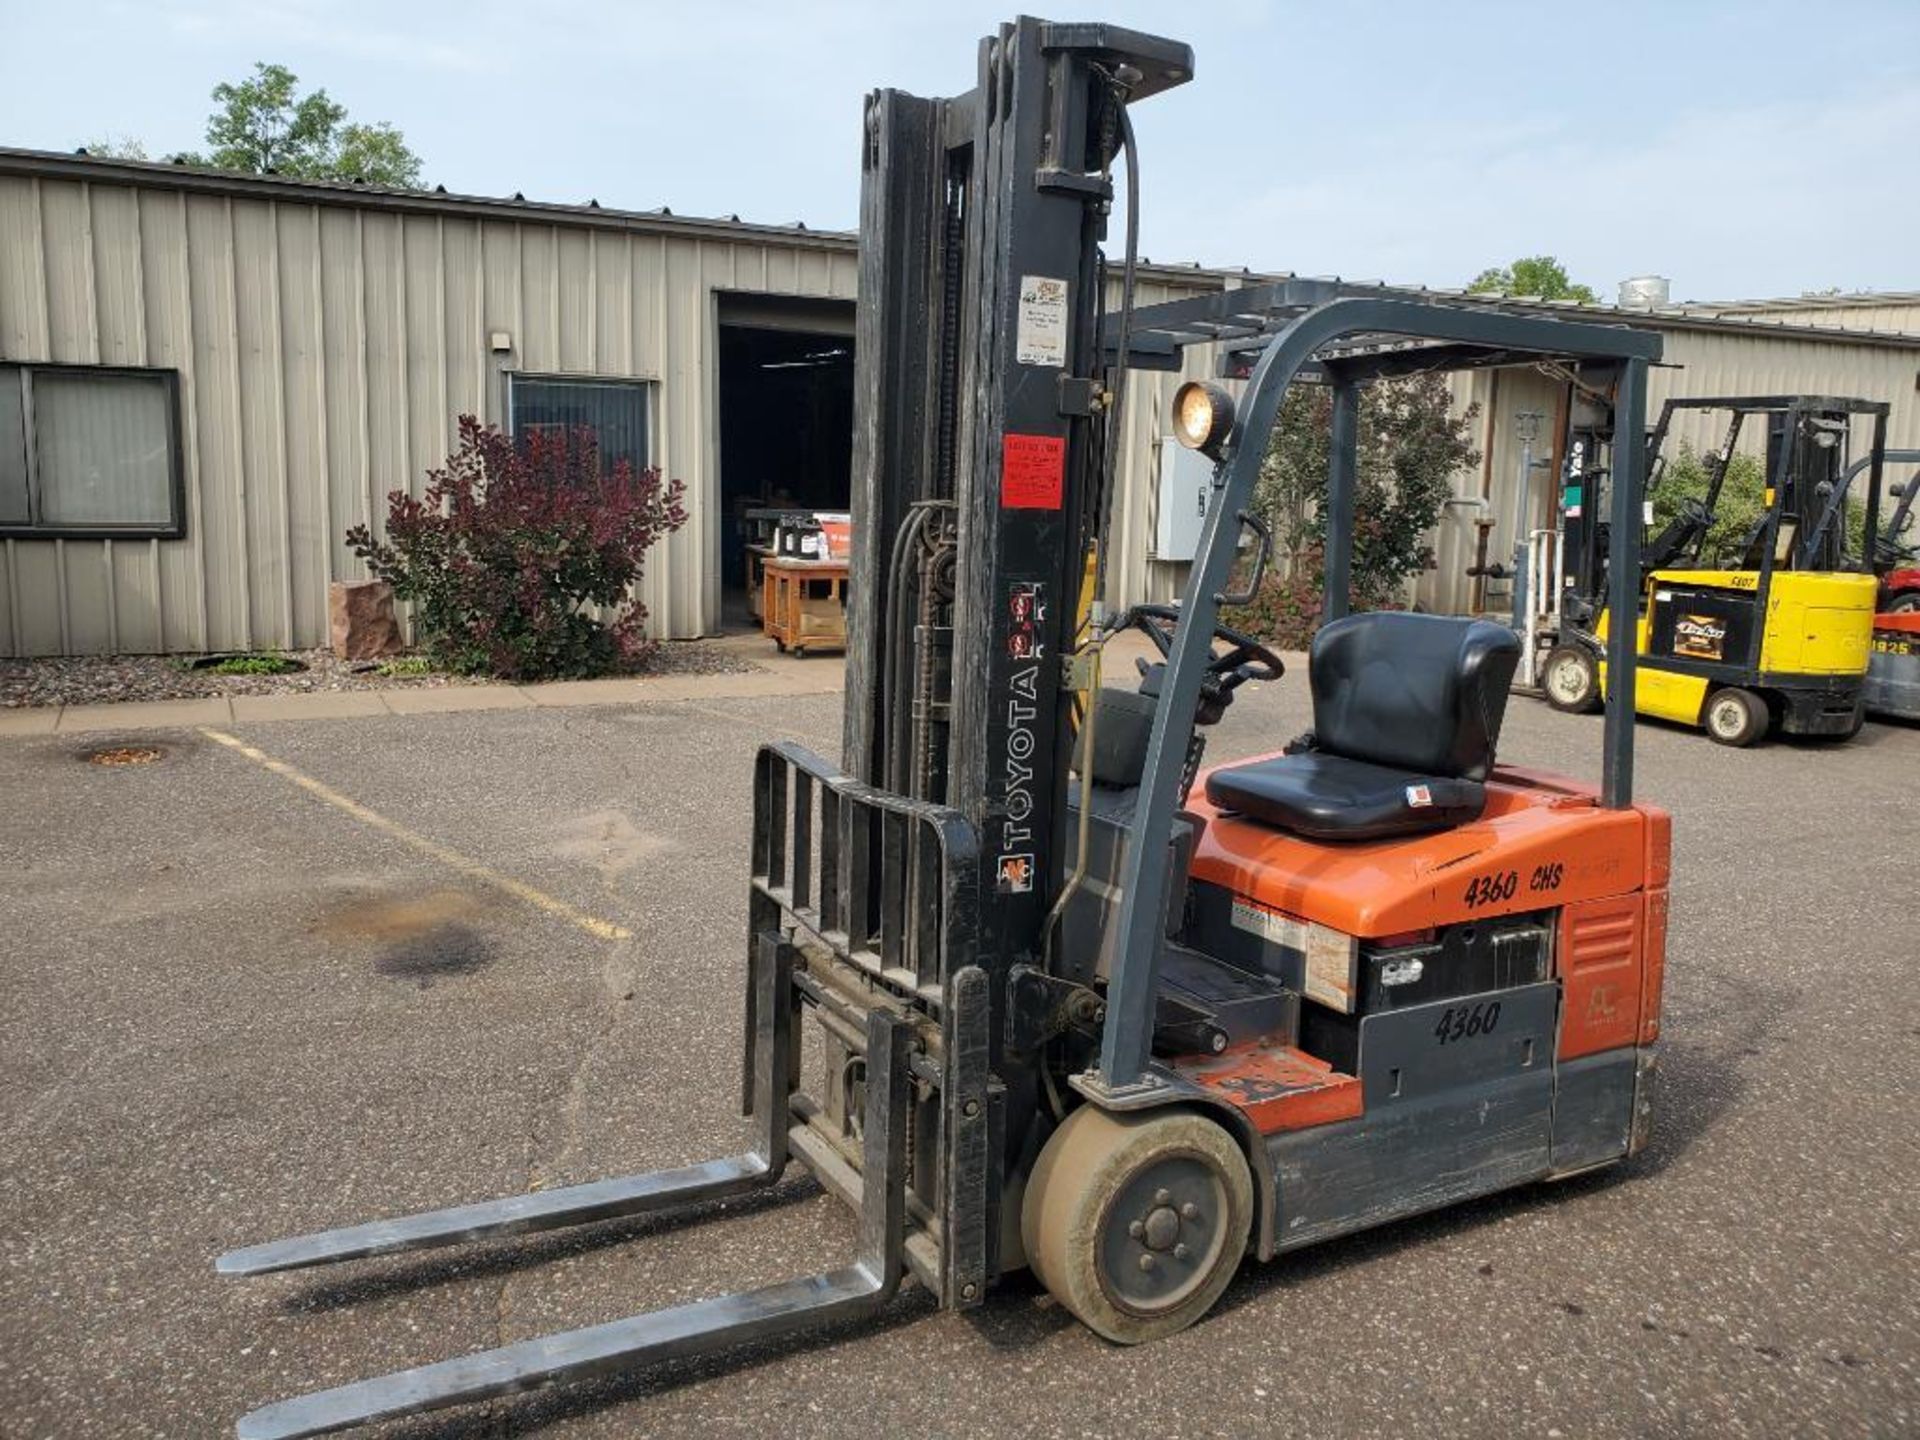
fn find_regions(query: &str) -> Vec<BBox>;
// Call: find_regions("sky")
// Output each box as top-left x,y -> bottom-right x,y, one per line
3,0 -> 1917,303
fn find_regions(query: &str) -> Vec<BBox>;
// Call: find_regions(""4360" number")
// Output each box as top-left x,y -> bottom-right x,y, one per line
1433,1000 -> 1502,1045
1462,862 -> 1565,909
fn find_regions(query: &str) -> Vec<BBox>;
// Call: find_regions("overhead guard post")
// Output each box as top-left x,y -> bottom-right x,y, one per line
1323,373 -> 1359,622
1601,355 -> 1645,810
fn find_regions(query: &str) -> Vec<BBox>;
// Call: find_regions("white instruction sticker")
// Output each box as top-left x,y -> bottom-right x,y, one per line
1230,897 -> 1307,951
1305,925 -> 1359,1014
1016,275 -> 1069,366
1230,897 -> 1356,1013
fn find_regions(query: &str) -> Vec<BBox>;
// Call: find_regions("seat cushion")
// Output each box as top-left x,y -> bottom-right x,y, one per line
1310,613 -> 1520,781
1204,752 -> 1486,842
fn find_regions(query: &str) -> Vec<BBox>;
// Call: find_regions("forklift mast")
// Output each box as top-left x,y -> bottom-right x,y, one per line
1556,393 -> 1892,622
844,23 -> 1191,1003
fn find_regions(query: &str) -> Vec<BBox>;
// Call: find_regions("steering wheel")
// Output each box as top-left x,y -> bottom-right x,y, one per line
1126,603 -> 1285,700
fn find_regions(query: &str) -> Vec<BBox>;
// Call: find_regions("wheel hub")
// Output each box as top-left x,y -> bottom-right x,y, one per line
1141,1203 -> 1181,1251
1098,1159 -> 1227,1316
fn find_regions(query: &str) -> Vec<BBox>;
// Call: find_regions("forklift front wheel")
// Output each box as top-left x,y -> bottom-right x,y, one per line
1542,644 -> 1602,714
1703,687 -> 1768,747
1023,1105 -> 1252,1345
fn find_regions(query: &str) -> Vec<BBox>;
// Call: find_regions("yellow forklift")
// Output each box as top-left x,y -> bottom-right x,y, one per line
1541,395 -> 1884,745
215,20 -> 1673,1438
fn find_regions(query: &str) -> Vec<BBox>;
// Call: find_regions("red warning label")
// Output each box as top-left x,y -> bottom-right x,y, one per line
1001,432 -> 1066,510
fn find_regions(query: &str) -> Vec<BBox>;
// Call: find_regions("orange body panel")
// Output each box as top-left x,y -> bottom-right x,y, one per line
1557,896 -> 1642,1058
1189,759 -> 1660,940
1640,888 -> 1669,1045
1173,1043 -> 1364,1134
1642,804 -> 1672,892
1184,758 -> 1672,1133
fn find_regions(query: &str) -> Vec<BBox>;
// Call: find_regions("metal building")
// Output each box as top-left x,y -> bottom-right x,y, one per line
1418,310 -> 1920,614
2,147 -> 1916,656
1100,278 -> 1920,616
1681,290 -> 1920,336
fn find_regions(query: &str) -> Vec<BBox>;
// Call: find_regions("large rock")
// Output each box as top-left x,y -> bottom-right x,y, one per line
329,580 -> 403,660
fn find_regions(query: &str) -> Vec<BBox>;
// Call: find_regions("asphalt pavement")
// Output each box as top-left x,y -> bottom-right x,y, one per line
0,664 -> 1914,1439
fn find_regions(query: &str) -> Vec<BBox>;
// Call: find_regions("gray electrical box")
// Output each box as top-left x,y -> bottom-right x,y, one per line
1153,437 -> 1214,561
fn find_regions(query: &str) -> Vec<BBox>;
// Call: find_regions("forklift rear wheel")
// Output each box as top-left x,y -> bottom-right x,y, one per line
1542,645 -> 1602,714
1023,1105 -> 1252,1344
1704,687 -> 1767,747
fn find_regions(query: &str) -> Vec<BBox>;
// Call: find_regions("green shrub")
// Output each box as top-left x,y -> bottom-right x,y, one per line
1238,372 -> 1479,644
374,655 -> 433,677
207,653 -> 300,675
1650,443 -> 1867,568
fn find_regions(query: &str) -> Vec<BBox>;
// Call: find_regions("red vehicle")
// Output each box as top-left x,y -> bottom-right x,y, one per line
1870,452 -> 1920,611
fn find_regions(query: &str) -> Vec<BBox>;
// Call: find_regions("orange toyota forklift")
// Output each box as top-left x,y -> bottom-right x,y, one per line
218,19 -> 1672,1436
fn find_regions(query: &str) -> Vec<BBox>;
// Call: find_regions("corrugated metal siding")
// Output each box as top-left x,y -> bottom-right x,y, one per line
1419,327 -> 1920,614
0,175 -> 856,655
1699,299 -> 1920,336
1414,366 -> 1567,616
4,162 -> 1916,655
1101,272 -> 1233,610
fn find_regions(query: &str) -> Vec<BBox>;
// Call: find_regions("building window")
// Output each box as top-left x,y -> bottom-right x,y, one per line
507,374 -> 652,473
0,365 -> 185,538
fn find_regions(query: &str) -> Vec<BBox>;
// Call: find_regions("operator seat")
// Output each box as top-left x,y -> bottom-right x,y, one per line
1205,612 -> 1520,842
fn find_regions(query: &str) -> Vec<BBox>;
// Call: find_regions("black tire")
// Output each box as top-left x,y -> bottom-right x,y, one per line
1887,591 -> 1920,614
1542,644 -> 1602,714
1703,687 -> 1767,747
1023,1106 -> 1253,1345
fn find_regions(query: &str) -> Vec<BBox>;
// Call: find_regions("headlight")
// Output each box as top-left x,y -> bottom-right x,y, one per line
1172,381 -> 1235,458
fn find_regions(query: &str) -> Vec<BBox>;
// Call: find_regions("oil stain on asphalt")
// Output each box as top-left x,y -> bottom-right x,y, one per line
314,887 -> 499,983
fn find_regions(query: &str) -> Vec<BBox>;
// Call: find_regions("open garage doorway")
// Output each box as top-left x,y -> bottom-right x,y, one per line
716,294 -> 856,631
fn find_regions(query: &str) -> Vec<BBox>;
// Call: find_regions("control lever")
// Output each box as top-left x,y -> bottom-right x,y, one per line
1214,511 -> 1272,606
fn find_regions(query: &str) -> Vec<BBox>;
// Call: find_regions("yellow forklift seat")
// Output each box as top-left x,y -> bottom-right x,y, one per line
1205,613 -> 1520,841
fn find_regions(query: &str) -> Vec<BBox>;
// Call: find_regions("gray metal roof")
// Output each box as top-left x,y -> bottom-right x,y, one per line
6,146 -> 1919,351
1677,290 -> 1920,313
0,146 -> 861,253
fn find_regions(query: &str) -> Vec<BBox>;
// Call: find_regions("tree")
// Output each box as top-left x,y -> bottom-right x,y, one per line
1231,373 -> 1481,646
81,135 -> 149,160
176,63 -> 423,186
1650,443 -> 1868,568
1467,255 -> 1598,304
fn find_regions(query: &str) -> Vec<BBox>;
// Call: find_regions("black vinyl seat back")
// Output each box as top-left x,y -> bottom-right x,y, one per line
1204,613 -> 1521,842
1309,612 -> 1521,781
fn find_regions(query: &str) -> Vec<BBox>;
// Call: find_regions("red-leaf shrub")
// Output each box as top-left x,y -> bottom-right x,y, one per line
346,416 -> 687,681
1222,549 -> 1327,651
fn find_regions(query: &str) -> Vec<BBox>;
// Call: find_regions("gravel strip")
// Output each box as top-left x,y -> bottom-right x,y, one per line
0,641 -> 763,710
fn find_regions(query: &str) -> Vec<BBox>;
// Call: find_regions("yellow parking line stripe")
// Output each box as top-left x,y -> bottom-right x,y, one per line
199,727 -> 633,942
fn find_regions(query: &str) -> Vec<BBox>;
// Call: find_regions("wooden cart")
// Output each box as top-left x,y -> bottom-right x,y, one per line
761,556 -> 849,655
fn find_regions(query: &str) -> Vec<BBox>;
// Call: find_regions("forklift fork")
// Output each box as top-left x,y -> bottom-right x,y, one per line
218,937 -> 914,1440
